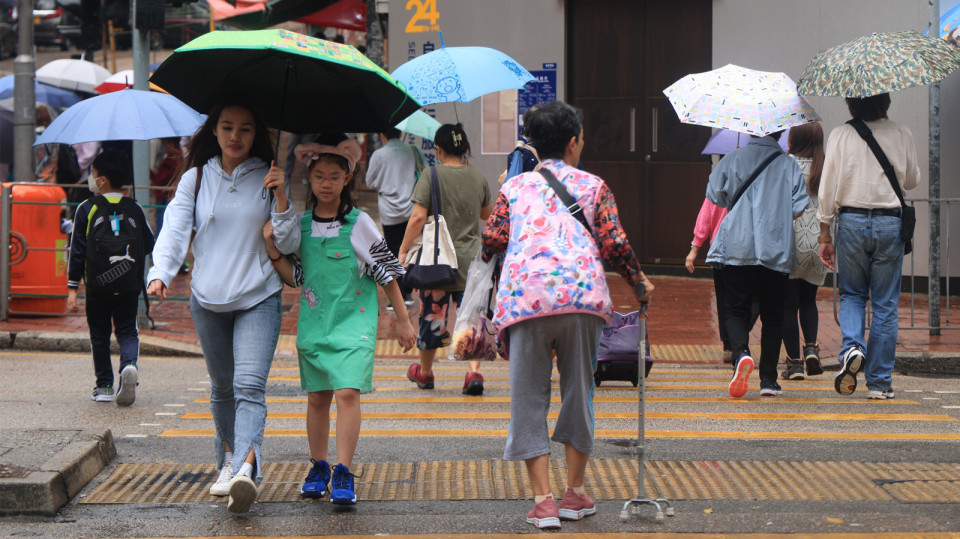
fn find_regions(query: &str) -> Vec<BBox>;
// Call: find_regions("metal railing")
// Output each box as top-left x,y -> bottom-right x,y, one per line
1,182 -> 179,321
831,197 -> 958,332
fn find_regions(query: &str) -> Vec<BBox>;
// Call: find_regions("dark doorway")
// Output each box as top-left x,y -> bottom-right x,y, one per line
568,0 -> 713,265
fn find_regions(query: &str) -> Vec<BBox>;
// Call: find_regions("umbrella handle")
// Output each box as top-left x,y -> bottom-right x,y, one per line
265,60 -> 294,199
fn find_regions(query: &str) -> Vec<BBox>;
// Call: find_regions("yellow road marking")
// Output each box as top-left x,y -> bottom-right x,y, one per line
194,396 -> 919,405
180,411 -> 953,421
159,429 -> 960,440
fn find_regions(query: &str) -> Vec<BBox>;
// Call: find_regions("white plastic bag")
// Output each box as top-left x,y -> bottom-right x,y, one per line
451,250 -> 500,361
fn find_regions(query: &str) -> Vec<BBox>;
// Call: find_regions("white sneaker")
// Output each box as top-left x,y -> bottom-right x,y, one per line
866,388 -> 895,400
227,475 -> 258,513
115,364 -> 138,407
210,461 -> 233,496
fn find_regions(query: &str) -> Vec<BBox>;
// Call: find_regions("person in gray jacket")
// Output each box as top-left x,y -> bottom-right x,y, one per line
146,97 -> 287,514
705,131 -> 808,399
365,127 -> 422,304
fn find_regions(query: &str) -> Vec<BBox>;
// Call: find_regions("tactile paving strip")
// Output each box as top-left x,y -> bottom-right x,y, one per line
81,460 -> 960,504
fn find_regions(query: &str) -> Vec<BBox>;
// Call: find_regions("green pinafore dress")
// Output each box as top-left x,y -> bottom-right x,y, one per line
296,208 -> 379,392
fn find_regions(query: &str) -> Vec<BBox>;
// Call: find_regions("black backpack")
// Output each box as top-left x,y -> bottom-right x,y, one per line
84,195 -> 147,295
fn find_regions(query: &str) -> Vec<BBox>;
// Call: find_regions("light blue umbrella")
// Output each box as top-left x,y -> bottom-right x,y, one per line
395,110 -> 442,140
0,76 -> 83,109
34,89 -> 204,145
391,46 -> 535,105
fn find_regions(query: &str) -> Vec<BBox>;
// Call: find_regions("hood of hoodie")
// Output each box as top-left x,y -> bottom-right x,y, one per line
189,155 -> 281,311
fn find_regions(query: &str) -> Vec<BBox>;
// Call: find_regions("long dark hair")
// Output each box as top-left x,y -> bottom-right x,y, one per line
788,122 -> 824,197
305,133 -> 355,225
176,97 -> 274,182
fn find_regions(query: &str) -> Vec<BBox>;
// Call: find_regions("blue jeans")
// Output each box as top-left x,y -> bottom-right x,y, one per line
836,213 -> 903,391
190,293 -> 282,482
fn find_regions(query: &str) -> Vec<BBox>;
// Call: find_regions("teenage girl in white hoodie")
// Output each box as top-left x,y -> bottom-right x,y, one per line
147,98 -> 286,514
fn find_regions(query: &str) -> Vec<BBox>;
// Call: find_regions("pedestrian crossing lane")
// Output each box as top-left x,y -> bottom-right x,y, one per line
160,357 -> 960,441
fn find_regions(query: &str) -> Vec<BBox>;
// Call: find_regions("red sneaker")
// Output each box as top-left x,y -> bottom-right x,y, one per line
526,496 -> 561,529
407,363 -> 434,389
558,487 -> 596,520
462,371 -> 484,395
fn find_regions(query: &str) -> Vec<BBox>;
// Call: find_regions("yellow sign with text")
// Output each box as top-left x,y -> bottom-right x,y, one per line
405,0 -> 440,33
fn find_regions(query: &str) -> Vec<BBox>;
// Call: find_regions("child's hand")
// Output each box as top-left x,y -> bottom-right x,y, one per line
66,289 -> 78,312
396,316 -> 416,352
147,279 -> 167,300
263,221 -> 274,242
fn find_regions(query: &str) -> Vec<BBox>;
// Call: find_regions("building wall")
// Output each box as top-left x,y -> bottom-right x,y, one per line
715,0 -> 959,278
388,0 -> 565,190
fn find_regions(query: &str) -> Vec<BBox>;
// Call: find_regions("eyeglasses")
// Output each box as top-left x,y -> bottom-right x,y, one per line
308,175 -> 346,184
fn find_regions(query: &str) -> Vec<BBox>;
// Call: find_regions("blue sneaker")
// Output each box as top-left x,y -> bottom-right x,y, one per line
330,463 -> 358,505
760,377 -> 783,397
300,459 -> 331,498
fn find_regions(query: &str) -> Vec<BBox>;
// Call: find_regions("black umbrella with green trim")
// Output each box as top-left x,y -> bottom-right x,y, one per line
150,29 -> 420,135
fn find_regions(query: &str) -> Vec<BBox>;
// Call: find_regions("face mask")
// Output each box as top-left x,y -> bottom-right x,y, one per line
88,175 -> 100,194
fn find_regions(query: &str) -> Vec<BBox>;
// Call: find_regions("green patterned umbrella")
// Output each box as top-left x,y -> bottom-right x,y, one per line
150,29 -> 421,133
797,31 -> 960,97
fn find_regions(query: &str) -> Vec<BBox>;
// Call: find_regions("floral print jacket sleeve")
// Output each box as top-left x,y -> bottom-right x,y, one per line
481,181 -> 643,289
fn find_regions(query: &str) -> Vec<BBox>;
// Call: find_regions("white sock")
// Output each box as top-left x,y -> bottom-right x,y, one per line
568,485 -> 586,495
534,494 -> 553,504
223,452 -> 233,467
237,462 -> 253,479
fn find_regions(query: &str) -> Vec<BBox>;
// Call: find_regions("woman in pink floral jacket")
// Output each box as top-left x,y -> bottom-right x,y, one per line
481,101 -> 652,530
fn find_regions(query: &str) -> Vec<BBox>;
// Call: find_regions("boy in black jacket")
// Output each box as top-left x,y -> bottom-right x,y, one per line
67,151 -> 154,405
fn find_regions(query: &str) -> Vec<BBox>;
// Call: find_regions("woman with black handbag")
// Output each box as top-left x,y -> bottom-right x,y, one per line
398,123 -> 493,395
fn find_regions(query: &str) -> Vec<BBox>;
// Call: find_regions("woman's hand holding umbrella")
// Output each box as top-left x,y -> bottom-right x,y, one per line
263,162 -> 286,211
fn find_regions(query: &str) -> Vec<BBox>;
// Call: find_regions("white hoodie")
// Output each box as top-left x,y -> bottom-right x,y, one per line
147,156 -> 283,312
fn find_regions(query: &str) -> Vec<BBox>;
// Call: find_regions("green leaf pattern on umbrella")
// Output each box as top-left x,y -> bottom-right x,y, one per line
797,31 -> 960,97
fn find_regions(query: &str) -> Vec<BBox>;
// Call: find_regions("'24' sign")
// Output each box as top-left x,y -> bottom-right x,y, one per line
405,0 -> 440,33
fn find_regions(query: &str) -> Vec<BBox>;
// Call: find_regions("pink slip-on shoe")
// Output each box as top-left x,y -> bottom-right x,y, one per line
526,496 -> 561,529
558,487 -> 596,520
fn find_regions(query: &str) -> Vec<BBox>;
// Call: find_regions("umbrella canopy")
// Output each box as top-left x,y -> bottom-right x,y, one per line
35,59 -> 112,94
395,109 -> 441,140
94,69 -> 135,94
150,29 -> 421,134
0,76 -> 83,109
663,64 -> 820,137
702,126 -> 790,155
391,46 -> 535,105
797,31 -> 960,97
33,89 -> 204,145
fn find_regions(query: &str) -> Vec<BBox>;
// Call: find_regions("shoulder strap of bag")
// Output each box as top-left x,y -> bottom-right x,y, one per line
729,150 -> 782,211
538,167 -> 591,233
429,166 -> 442,217
411,145 -> 424,174
846,119 -> 907,208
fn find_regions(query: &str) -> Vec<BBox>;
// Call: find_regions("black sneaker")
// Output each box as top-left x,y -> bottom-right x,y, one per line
781,358 -> 805,380
760,377 -> 783,396
835,346 -> 864,396
804,343 -> 823,375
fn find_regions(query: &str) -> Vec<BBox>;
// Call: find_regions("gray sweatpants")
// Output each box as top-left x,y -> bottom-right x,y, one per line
503,313 -> 605,461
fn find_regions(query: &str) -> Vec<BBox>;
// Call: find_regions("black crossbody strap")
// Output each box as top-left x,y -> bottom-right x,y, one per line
538,168 -> 591,233
846,119 -> 907,208
729,150 -> 781,211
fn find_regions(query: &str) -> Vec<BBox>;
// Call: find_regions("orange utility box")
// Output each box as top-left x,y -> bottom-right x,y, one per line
2,183 -> 69,314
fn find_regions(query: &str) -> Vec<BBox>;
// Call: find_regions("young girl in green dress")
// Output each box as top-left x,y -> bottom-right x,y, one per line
265,135 -> 416,505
